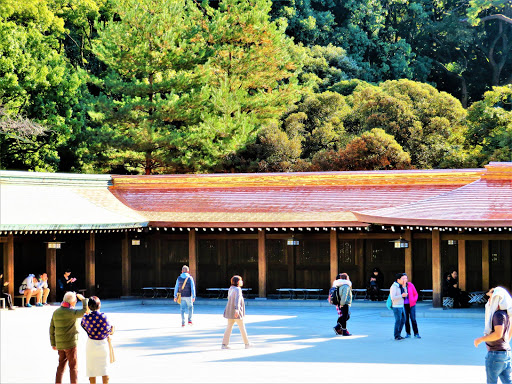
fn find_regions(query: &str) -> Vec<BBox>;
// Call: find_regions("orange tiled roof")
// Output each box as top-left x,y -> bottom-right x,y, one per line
110,168 -> 484,227
354,163 -> 512,227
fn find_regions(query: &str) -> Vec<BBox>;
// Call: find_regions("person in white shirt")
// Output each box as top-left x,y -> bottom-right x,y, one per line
36,272 -> 51,305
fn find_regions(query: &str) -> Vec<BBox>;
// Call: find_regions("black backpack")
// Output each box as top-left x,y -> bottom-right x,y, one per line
329,286 -> 341,306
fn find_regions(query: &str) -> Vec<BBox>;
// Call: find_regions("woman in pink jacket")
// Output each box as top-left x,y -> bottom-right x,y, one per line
403,274 -> 421,338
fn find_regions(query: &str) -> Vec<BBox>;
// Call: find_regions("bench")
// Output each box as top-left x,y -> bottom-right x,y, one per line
468,291 -> 487,305
276,288 -> 323,300
419,289 -> 433,301
352,288 -> 367,300
141,287 -> 174,298
443,297 -> 454,309
205,288 -> 252,299
14,295 -> 39,307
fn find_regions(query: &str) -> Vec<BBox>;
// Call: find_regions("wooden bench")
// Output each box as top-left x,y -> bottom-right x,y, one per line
141,287 -> 174,298
352,288 -> 367,300
419,289 -> 433,301
205,288 -> 252,299
14,295 -> 39,307
276,288 -> 323,300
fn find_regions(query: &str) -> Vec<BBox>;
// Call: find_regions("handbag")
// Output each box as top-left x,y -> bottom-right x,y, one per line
386,294 -> 392,310
176,277 -> 189,305
107,336 -> 115,363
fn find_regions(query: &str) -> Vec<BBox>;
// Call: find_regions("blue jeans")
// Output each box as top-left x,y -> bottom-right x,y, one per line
404,304 -> 419,335
392,307 -> 405,339
486,351 -> 512,384
180,296 -> 193,324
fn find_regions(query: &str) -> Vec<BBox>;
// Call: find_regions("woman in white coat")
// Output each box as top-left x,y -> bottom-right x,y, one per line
221,275 -> 251,349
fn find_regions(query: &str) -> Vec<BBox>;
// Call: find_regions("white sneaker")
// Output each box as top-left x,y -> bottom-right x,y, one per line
221,344 -> 230,349
245,344 -> 252,349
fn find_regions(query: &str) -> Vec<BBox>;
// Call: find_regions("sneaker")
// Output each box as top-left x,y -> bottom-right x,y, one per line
221,344 -> 230,349
35,303 -> 43,307
245,344 -> 252,349
342,329 -> 351,336
395,336 -> 405,340
188,321 -> 193,325
181,323 -> 185,327
7,306 -> 15,310
414,334 -> 422,339
43,303 -> 50,306
333,327 -> 342,335
405,334 -> 411,338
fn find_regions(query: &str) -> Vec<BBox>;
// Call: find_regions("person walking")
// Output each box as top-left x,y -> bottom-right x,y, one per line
474,287 -> 512,384
50,292 -> 89,384
173,265 -> 196,327
390,273 -> 408,340
403,274 -> 421,339
81,296 -> 115,384
221,275 -> 251,349
333,273 -> 353,336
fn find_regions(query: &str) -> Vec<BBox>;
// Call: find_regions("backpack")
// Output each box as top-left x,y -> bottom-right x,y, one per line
386,294 -> 392,310
329,286 -> 341,306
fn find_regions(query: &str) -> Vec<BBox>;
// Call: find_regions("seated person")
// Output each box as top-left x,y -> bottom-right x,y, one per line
57,268 -> 77,302
19,273 -> 43,307
367,267 -> 384,301
443,270 -> 469,308
0,273 -> 15,310
36,272 -> 50,305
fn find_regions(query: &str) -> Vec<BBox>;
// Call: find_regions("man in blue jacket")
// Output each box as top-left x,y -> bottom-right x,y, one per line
174,265 -> 196,327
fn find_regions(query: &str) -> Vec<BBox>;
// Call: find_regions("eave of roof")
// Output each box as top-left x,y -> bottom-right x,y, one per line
353,163 -> 512,227
0,171 -> 147,231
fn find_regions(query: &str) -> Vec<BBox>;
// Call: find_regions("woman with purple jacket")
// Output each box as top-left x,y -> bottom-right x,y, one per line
403,274 -> 421,339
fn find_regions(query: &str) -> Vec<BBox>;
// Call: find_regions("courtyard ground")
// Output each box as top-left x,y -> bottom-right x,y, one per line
0,299 -> 487,383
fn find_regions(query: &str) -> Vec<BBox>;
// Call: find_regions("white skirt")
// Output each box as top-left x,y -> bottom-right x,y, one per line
86,338 -> 109,377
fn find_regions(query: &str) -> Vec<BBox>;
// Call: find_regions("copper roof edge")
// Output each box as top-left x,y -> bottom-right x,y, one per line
147,221 -> 369,228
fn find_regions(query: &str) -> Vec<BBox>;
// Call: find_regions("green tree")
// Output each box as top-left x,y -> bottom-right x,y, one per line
91,0 -> 303,174
0,0 -> 88,171
465,85 -> 512,164
311,128 -> 411,171
346,79 -> 469,168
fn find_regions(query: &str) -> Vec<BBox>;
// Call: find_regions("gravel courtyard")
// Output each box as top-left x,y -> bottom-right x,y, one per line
0,300 -> 487,383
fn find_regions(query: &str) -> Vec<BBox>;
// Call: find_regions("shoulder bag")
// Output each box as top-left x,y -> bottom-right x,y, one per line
176,276 -> 189,304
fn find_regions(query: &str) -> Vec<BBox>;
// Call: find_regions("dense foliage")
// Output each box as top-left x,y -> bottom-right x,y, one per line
0,0 -> 510,174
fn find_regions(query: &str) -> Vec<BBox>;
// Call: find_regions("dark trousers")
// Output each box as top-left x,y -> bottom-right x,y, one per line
404,303 -> 419,335
336,305 -> 351,329
367,286 -> 381,301
56,347 -> 77,384
1,292 -> 13,308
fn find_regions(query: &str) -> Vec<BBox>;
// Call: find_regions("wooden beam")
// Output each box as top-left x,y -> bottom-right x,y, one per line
330,229 -> 338,283
404,229 -> 413,280
85,233 -> 96,296
432,230 -> 441,307
121,233 -> 131,297
482,239 -> 490,291
338,233 -> 404,240
441,234 -> 512,241
258,230 -> 266,298
457,240 -> 466,291
46,247 -> 57,302
188,229 -> 197,288
3,234 -> 14,299
287,242 -> 295,287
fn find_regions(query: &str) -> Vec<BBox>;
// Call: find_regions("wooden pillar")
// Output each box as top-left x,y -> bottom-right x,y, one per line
458,240 -> 466,291
188,229 -> 197,288
85,233 -> 95,295
46,247 -> 57,302
258,230 -> 266,298
330,229 -> 338,283
121,233 -> 131,297
155,234 -> 162,285
404,229 -> 413,280
3,234 -> 14,299
482,239 -> 490,291
432,229 -> 441,307
287,242 -> 295,287
355,239 -> 364,288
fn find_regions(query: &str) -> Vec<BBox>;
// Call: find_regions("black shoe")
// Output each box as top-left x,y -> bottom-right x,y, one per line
333,326 -> 342,335
395,336 -> 405,340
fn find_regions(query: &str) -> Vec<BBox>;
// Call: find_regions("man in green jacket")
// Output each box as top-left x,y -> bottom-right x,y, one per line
50,292 -> 88,384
